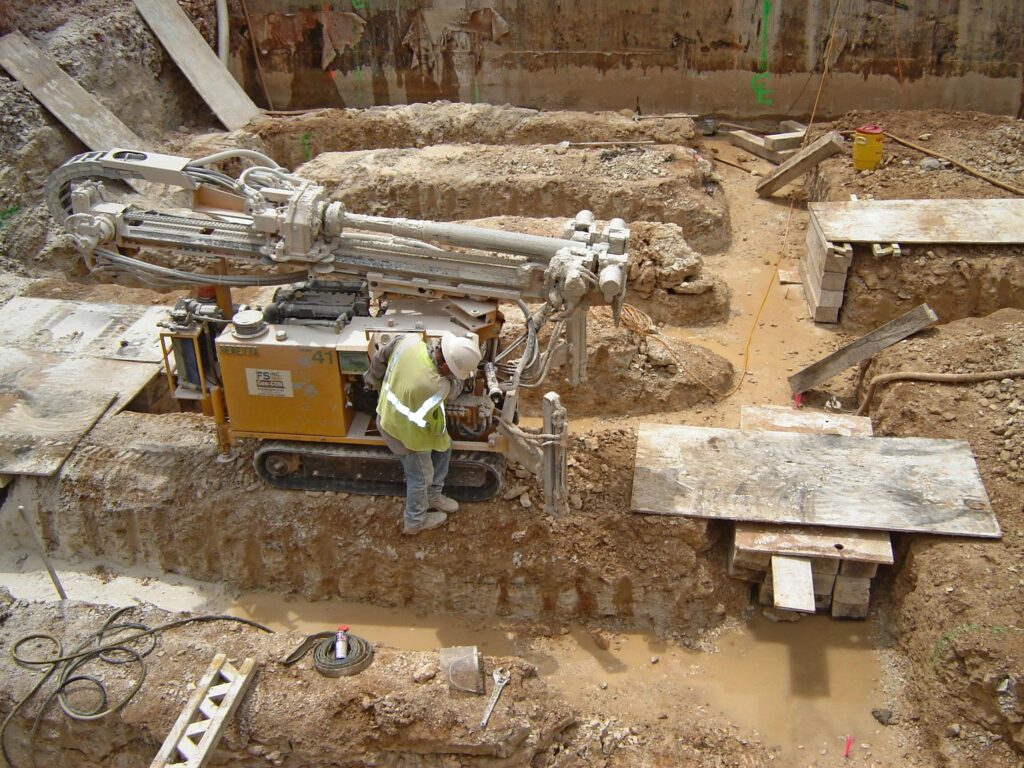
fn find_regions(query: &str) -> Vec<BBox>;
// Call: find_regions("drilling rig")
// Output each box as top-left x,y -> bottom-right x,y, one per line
46,148 -> 631,511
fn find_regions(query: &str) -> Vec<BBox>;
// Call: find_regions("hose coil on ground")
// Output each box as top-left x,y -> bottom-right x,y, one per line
282,631 -> 375,677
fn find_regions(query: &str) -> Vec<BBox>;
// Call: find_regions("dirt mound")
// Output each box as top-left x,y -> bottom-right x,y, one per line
858,309 -> 1024,766
249,102 -> 697,167
838,243 -> 1024,331
514,309 -> 734,418
297,143 -> 731,253
812,109 -> 1024,203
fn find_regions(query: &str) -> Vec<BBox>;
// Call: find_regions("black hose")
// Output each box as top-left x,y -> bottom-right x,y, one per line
1,606 -> 272,768
282,631 -> 374,677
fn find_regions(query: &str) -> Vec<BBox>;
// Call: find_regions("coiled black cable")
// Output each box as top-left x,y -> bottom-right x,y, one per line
1,606 -> 272,768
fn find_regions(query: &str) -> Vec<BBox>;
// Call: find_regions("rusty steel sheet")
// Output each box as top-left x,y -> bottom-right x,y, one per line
0,297 -> 168,363
631,424 -> 999,538
0,346 -> 161,476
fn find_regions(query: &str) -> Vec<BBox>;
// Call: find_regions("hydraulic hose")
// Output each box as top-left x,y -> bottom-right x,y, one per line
2,607 -> 272,768
857,368 -> 1024,416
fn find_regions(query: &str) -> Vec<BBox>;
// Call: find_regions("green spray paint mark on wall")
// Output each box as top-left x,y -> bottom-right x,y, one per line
751,0 -> 773,105
301,132 -> 312,161
0,206 -> 19,229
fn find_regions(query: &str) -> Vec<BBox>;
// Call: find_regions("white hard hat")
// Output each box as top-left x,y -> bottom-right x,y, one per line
440,332 -> 482,379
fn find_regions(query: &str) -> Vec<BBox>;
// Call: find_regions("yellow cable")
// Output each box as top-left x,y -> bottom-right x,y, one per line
723,0 -> 846,398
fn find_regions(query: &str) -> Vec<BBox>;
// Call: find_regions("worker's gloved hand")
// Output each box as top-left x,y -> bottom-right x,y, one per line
362,371 -> 381,391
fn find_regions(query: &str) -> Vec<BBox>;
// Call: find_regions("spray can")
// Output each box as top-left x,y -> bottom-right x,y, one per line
335,625 -> 349,659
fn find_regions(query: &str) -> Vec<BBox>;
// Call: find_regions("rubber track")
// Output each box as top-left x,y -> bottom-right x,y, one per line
253,441 -> 505,501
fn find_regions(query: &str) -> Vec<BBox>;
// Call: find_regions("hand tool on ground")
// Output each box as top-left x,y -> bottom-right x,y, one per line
479,667 -> 510,729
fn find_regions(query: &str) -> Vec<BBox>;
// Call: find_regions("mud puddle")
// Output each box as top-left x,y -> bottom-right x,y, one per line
3,555 -> 901,762
528,613 -> 901,762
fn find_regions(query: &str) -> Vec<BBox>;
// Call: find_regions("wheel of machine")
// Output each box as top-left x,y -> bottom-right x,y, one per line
253,441 -> 504,501
261,451 -> 300,479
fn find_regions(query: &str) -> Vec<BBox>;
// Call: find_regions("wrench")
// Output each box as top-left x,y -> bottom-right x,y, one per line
479,667 -> 511,729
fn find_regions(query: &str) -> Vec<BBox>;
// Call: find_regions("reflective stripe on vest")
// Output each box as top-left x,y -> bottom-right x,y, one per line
376,336 -> 451,453
384,387 -> 446,429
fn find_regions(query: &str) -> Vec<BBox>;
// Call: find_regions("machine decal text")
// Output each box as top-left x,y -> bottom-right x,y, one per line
246,368 -> 294,397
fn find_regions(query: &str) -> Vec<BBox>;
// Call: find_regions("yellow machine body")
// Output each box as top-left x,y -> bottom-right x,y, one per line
217,323 -> 352,441
215,301 -> 502,450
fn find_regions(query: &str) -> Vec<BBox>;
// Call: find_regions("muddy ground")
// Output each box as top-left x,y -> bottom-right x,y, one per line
1,7 -> 1023,761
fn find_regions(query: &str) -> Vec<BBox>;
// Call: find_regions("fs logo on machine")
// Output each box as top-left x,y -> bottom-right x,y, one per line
246,368 -> 294,398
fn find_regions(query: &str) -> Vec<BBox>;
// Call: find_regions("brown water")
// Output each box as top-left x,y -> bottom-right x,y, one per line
224,591 -> 900,762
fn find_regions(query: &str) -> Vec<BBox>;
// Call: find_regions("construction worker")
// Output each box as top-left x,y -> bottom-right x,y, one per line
364,331 -> 483,535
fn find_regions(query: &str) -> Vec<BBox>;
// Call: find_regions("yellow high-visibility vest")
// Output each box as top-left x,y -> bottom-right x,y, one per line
377,337 -> 450,453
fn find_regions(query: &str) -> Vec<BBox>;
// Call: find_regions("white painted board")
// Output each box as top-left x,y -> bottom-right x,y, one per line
771,555 -> 816,613
631,424 -> 999,538
809,199 -> 1024,244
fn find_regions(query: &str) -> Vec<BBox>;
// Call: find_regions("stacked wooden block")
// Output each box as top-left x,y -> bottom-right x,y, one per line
801,211 -> 853,323
729,530 -> 889,618
727,120 -> 806,164
731,406 -> 893,619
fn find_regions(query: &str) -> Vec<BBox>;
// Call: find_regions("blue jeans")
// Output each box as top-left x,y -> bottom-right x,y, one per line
397,446 -> 452,528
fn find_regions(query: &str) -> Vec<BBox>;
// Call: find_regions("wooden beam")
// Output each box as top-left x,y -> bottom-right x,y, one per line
764,130 -> 805,151
727,129 -> 795,164
779,119 -> 808,132
755,131 -> 846,197
631,424 -> 999,538
0,31 -> 142,150
788,303 -> 938,394
133,0 -> 262,131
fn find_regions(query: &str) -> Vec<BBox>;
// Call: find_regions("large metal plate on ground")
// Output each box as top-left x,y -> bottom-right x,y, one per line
0,297 -> 167,362
809,199 -> 1024,245
631,424 -> 1000,538
0,337 -> 163,477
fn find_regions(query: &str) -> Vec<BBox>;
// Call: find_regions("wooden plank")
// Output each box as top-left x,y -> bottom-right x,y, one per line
133,0 -> 262,131
734,522 -> 894,565
779,120 -> 808,132
630,424 -> 999,538
809,214 -> 854,272
788,303 -> 939,394
764,130 -> 805,151
727,130 -> 795,164
799,255 -> 840,323
808,199 -> 1024,245
740,405 -> 873,437
756,131 -> 846,197
771,556 -> 816,613
805,224 -> 850,290
0,31 -> 142,150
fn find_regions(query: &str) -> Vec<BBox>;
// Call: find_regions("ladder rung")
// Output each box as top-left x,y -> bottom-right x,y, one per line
207,682 -> 232,701
198,698 -> 220,720
185,720 -> 211,739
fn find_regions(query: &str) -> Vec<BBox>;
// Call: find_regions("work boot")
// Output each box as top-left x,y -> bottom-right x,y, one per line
402,511 -> 448,535
429,494 -> 459,513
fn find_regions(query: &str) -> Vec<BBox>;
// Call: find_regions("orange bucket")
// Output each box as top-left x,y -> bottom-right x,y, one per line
853,124 -> 884,170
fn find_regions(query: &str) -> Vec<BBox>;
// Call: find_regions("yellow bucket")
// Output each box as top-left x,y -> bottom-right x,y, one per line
853,124 -> 884,170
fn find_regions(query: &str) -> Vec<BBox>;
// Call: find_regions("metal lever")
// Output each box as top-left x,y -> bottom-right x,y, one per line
480,667 -> 510,729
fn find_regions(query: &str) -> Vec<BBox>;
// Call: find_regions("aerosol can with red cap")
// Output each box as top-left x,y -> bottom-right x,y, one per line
335,625 -> 349,659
